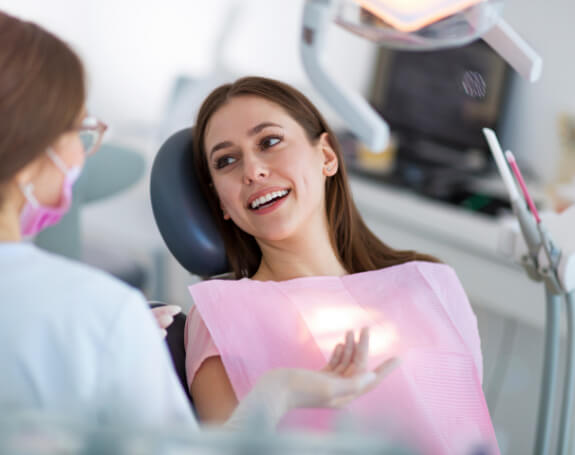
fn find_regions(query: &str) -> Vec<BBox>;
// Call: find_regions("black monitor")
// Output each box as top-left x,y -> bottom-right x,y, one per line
370,39 -> 511,154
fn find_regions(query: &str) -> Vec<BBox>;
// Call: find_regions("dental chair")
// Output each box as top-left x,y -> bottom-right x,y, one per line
150,128 -> 228,278
149,127 -> 230,414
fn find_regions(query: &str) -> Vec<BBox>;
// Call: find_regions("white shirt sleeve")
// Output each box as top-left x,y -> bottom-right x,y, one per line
95,290 -> 198,430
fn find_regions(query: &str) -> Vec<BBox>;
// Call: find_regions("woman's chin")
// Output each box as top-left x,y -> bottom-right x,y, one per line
251,226 -> 297,243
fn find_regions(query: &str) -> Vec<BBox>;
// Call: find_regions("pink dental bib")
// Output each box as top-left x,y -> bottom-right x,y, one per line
188,261 -> 499,454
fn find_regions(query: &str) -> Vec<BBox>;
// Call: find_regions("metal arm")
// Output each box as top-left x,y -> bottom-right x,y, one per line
479,17 -> 542,82
558,290 -> 575,455
485,128 -> 575,454
301,0 -> 542,154
301,0 -> 389,151
534,289 -> 562,455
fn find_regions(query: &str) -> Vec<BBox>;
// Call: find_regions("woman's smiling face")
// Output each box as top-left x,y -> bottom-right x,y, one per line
204,95 -> 337,242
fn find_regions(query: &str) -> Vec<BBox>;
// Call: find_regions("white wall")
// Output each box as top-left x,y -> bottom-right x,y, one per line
499,0 -> 575,182
2,0 -> 573,181
0,0 -> 377,302
0,0 -> 376,139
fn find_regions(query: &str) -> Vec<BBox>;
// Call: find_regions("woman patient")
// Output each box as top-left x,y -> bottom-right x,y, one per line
184,76 -> 499,454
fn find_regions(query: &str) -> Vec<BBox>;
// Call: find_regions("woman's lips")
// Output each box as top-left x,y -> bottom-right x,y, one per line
249,189 -> 291,215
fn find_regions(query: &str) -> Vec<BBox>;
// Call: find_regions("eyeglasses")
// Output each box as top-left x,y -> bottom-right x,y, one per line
77,115 -> 108,156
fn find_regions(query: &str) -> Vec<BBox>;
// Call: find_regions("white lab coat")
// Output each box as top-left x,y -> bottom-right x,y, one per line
0,242 -> 197,429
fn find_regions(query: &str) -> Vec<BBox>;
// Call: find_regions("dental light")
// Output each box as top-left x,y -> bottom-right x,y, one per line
300,0 -> 542,151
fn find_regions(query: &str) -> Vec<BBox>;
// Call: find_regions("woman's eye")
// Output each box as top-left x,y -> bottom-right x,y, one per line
215,156 -> 236,169
260,135 -> 282,149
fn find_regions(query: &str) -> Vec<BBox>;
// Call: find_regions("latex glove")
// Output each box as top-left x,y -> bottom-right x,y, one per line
150,305 -> 182,338
224,327 -> 399,430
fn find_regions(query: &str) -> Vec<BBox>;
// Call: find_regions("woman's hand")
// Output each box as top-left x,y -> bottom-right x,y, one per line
322,327 -> 371,377
284,327 -> 400,409
150,305 -> 182,338
225,328 -> 400,430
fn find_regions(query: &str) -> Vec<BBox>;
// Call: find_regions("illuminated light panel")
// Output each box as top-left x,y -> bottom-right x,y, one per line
303,305 -> 369,333
300,304 -> 399,358
356,0 -> 483,32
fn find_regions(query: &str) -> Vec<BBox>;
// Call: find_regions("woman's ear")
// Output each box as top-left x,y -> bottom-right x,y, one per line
319,132 -> 338,177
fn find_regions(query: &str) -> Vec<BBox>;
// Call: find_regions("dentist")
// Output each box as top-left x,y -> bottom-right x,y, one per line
0,11 -> 396,429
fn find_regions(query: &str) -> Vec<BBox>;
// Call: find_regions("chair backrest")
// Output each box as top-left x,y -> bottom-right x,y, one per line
150,128 -> 229,277
150,129 -> 233,418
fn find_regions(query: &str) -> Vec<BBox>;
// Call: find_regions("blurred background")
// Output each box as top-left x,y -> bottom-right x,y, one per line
2,0 -> 575,453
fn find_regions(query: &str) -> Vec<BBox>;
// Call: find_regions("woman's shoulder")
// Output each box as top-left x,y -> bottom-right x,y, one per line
405,260 -> 455,275
367,260 -> 456,281
188,277 -> 254,310
409,260 -> 459,281
189,277 -> 255,293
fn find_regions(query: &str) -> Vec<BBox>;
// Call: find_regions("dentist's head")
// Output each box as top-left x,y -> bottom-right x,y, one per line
0,11 -> 105,241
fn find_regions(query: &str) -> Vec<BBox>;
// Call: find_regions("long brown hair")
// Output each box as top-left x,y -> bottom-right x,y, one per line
0,12 -> 85,193
193,76 -> 439,278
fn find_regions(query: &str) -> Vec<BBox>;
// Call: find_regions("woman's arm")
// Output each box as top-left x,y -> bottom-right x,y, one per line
191,356 -> 239,423
185,304 -> 237,423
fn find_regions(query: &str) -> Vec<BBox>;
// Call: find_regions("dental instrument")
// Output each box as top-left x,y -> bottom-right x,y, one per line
484,128 -> 575,455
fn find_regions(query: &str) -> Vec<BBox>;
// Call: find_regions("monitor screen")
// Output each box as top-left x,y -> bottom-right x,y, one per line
370,40 -> 511,151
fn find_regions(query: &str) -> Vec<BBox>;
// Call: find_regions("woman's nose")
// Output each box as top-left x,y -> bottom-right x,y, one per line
242,154 -> 269,185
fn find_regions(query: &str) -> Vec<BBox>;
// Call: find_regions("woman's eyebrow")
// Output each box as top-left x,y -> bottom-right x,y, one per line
210,122 -> 283,158
247,122 -> 282,136
210,141 -> 233,159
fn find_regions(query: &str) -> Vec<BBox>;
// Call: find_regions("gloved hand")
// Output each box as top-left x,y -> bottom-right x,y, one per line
150,305 -> 182,338
224,327 -> 400,430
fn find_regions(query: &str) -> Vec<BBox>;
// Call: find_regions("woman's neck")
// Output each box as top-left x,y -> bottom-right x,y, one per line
0,213 -> 21,242
0,192 -> 23,242
252,216 -> 347,282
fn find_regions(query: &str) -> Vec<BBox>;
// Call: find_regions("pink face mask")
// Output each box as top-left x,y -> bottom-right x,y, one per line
19,149 -> 82,237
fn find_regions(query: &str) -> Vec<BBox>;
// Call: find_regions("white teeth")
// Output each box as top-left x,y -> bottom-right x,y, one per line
250,190 -> 289,209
